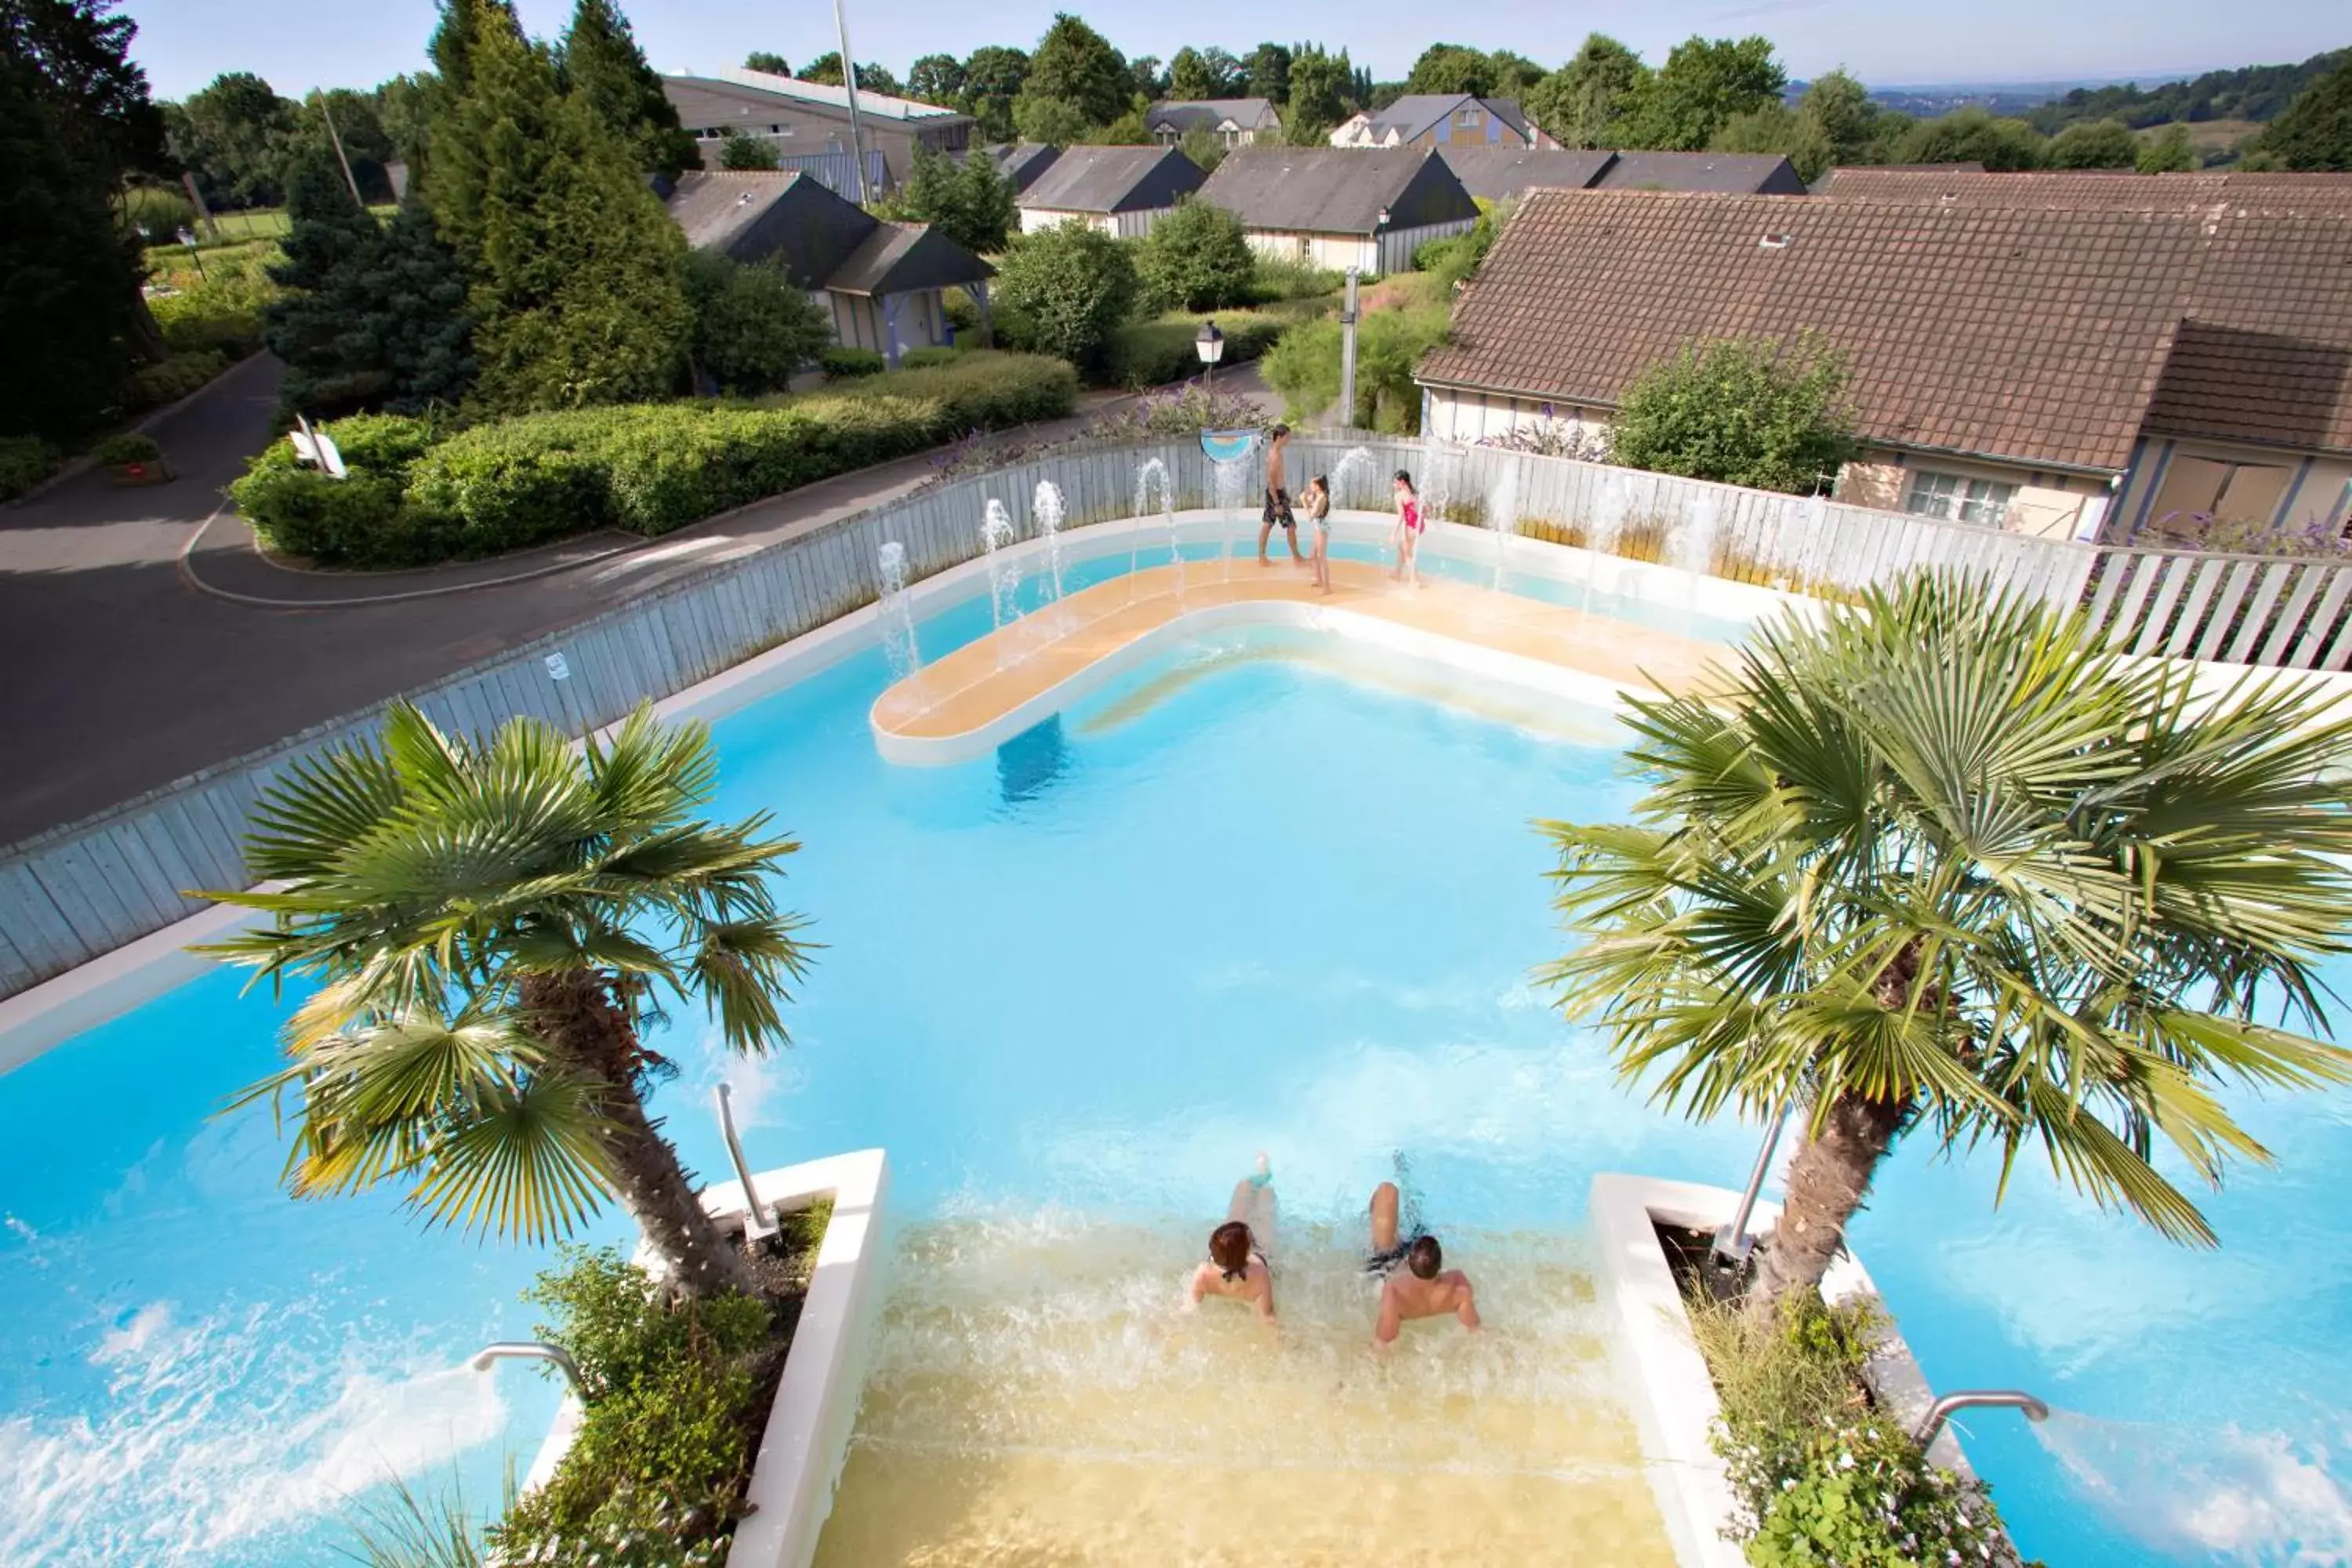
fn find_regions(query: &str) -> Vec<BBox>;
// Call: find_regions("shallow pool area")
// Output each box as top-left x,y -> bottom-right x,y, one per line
6,536 -> 2352,1567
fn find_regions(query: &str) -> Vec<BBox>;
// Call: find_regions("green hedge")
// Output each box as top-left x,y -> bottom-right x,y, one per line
1106,310 -> 1287,391
818,346 -> 885,379
231,352 -> 1076,568
0,435 -> 60,501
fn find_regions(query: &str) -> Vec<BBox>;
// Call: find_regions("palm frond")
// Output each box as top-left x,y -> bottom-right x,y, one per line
404,1068 -> 616,1243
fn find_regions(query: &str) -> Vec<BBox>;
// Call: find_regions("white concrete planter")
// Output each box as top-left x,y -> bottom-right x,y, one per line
1588,1172 -> 1979,1568
517,1149 -> 890,1568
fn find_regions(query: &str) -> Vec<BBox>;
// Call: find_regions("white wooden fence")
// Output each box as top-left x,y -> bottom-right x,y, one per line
3,434 -> 2349,1000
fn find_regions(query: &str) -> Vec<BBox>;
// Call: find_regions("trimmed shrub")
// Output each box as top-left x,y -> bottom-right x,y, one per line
230,413 -> 449,568
122,352 -> 232,412
0,436 -> 60,501
898,345 -> 961,368
93,432 -> 163,465
818,347 -> 886,379
1107,310 -> 1285,391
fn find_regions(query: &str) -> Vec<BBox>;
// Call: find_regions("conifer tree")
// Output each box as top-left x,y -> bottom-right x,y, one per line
558,0 -> 696,179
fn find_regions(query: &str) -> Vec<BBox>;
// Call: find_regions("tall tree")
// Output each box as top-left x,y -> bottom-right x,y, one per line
1024,13 -> 1129,125
800,52 -> 902,95
1243,42 -> 1291,103
436,1 -> 691,410
1626,34 -> 1784,151
1284,47 -> 1351,145
2043,117 -> 2140,169
557,0 -> 695,179
2137,122 -> 2196,173
879,141 -> 1015,253
1545,575 -> 2352,1317
2260,55 -> 2352,170
1167,46 -> 1233,102
209,706 -> 817,1304
959,44 -> 1029,141
908,53 -> 965,106
742,50 -> 789,75
1404,43 -> 1496,98
423,0 -> 506,261
1525,34 -> 1650,149
375,72 -> 434,168
1792,68 -> 1892,169
1127,55 -> 1164,100
1486,50 -> 1547,95
1,0 -> 165,435
166,70 -> 298,206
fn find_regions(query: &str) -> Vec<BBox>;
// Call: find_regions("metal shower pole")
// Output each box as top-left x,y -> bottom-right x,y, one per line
831,0 -> 870,202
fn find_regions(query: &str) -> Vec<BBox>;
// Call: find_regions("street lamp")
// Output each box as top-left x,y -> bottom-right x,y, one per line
1196,320 -> 1225,392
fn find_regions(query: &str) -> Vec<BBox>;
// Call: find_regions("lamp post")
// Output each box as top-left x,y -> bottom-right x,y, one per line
1196,319 -> 1225,393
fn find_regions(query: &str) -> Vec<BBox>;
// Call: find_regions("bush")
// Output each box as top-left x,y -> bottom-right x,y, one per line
0,435 -> 61,500
1262,304 -> 1450,432
684,252 -> 831,396
122,183 -> 197,241
231,353 -> 1080,564
1247,253 -> 1344,304
1612,333 -> 1857,495
93,432 -> 162,465
898,345 -> 960,368
1084,385 -> 1271,440
819,347 -> 886,379
993,220 -> 1138,378
122,351 -> 232,412
1135,198 -> 1255,313
1106,310 -> 1285,390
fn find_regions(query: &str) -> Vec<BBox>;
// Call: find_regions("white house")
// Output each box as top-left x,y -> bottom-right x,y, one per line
1014,145 -> 1207,239
1145,98 -> 1282,147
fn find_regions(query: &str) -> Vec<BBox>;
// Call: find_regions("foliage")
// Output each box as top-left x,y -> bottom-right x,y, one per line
0,434 -> 60,499
488,1246 -> 800,1568
1134,198 -> 1254,312
335,1472 -> 507,1568
1526,34 -> 1649,149
1085,383 -> 1270,440
92,430 -> 160,464
122,350 -> 231,410
956,45 -> 1029,142
741,50 -> 788,76
1,0 -> 163,441
267,160 -> 477,418
233,355 -> 1076,562
1711,70 -> 1900,182
1893,106 -> 2043,170
122,180 -> 194,238
2042,117 -> 2140,169
1177,122 -> 1227,172
1023,13 -> 1131,127
993,219 -> 1138,376
2026,47 -> 2348,134
1086,108 -> 1149,145
149,245 -> 278,358
437,7 -> 691,413
798,52 -> 901,95
1011,89 -> 1093,147
907,53 -> 964,105
558,0 -> 697,179
1541,574 -> 2352,1307
682,252 -> 829,396
1106,309 -> 1283,389
898,346 -> 960,368
1687,1290 -> 2025,1568
1414,198 -> 1513,289
202,699 -> 813,1301
818,346 -> 886,379
1625,34 -> 1786,151
1243,42 -> 1291,103
2259,55 -> 2352,171
876,143 -> 1015,255
1610,335 -> 1856,494
717,128 -> 779,169
167,70 -> 299,208
1245,253 -> 1342,304
1477,417 -> 1611,462
1167,45 -> 1242,101
2137,122 -> 2197,174
1261,303 -> 1448,433
1283,46 -> 1352,145
1404,43 -> 1502,98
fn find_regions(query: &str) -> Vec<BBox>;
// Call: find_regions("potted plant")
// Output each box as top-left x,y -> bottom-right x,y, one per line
95,432 -> 172,487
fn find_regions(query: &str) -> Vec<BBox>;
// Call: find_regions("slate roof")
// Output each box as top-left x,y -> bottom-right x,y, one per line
1436,146 -> 1615,202
1366,94 -> 1533,144
700,66 -> 964,123
1813,167 -> 2352,211
1417,188 -> 2352,472
986,143 -> 1062,193
1147,98 -> 1279,133
826,221 -> 993,296
1197,146 -> 1479,234
1017,146 -> 1205,213
1590,151 -> 1806,195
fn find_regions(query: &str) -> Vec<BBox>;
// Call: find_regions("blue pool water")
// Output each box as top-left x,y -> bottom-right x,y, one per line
4,550 -> 2349,1565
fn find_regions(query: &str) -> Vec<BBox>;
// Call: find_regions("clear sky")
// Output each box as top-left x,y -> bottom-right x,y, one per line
125,0 -> 2347,103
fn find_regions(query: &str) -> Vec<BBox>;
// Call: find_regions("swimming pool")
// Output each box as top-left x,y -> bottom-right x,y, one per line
3,543 -> 2348,1565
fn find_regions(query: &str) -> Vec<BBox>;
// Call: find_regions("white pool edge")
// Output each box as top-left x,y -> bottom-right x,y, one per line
1589,1172 -> 1976,1568
515,1149 -> 890,1568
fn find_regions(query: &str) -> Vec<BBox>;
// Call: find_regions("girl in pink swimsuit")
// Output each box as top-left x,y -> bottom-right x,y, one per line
1392,470 -> 1424,586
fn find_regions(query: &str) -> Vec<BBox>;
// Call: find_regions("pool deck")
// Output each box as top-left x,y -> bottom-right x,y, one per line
872,557 -> 1732,752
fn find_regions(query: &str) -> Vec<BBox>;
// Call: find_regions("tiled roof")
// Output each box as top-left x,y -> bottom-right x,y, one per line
1017,146 -> 1205,213
1197,146 -> 1477,234
1415,189 -> 2352,472
1813,167 -> 2352,212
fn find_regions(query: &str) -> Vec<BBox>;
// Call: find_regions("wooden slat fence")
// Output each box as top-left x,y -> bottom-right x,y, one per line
4,432 -> 2347,1001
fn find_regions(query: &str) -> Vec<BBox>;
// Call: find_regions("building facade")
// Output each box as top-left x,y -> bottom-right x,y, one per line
664,68 -> 971,192
1196,147 -> 1478,278
1146,99 -> 1281,147
1014,146 -> 1207,239
1329,96 -> 1554,151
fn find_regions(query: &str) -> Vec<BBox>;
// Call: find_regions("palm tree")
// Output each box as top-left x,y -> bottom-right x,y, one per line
204,702 -> 813,1301
1543,574 -> 2352,1316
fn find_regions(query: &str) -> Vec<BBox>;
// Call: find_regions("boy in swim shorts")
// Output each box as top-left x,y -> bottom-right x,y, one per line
1258,424 -> 1303,566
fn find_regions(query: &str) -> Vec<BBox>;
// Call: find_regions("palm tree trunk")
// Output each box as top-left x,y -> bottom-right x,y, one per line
1744,1087 -> 1907,1320
522,972 -> 761,1301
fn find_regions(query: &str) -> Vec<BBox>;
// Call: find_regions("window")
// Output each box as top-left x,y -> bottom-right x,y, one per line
1904,470 -> 2016,526
1453,107 -> 1483,129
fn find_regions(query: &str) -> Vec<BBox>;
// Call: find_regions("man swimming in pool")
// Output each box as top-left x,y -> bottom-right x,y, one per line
1185,1154 -> 1278,1323
1365,1169 -> 1479,1345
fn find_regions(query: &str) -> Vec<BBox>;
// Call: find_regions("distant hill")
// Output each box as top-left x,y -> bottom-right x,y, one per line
1788,49 -> 2350,130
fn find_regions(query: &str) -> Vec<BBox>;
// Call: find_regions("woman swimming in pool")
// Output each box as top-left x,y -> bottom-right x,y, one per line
1391,470 -> 1423,587
1184,1154 -> 1277,1324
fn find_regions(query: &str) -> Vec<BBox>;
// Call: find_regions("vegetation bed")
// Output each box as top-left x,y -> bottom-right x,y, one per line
491,1202 -> 831,1568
